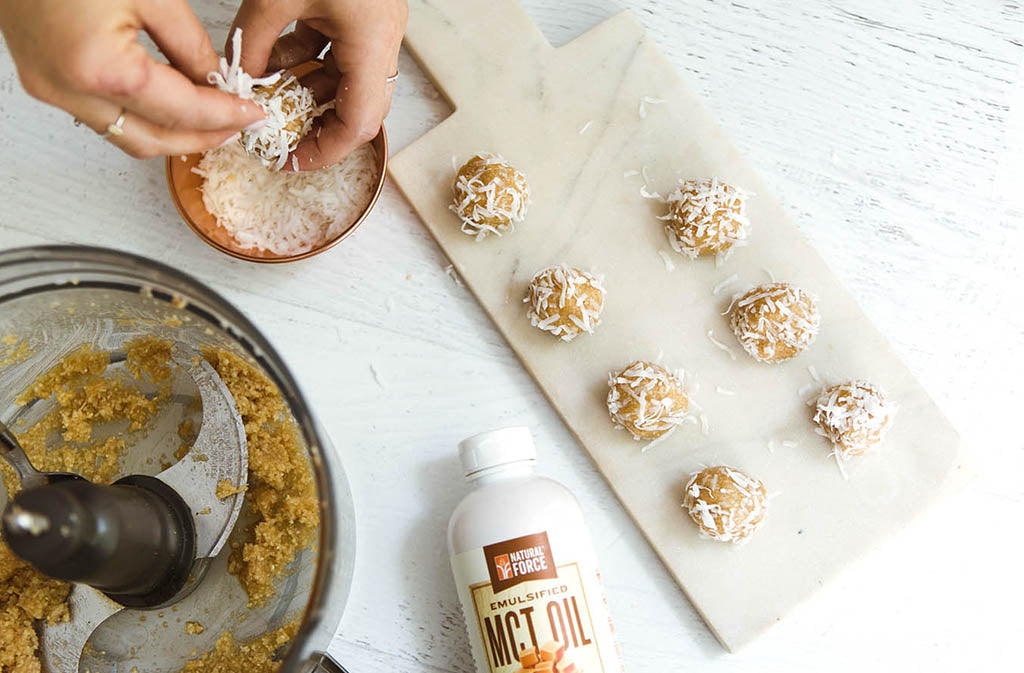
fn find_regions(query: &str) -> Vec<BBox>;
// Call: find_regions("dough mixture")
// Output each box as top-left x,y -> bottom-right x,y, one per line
0,337 -> 319,673
181,621 -> 298,673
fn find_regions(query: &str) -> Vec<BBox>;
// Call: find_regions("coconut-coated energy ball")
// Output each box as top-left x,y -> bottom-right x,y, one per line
525,264 -> 606,341
450,154 -> 530,239
813,381 -> 896,459
242,74 -> 319,169
683,466 -> 768,543
606,361 -> 689,440
729,282 -> 820,362
664,178 -> 751,258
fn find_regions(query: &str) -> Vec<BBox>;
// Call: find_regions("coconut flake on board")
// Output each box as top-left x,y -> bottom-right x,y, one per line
712,274 -> 738,296
706,329 -> 737,360
658,251 -> 676,272
444,264 -> 464,287
638,96 -> 666,118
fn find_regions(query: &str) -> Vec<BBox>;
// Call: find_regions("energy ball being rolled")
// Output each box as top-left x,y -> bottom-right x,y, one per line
729,282 -> 820,362
243,76 -> 319,163
450,154 -> 530,239
208,30 -> 321,170
664,178 -> 751,258
683,465 -> 768,543
525,264 -> 606,341
607,361 -> 689,440
813,381 -> 896,459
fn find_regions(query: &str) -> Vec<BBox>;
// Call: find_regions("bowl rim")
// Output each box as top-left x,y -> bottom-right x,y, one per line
165,125 -> 388,264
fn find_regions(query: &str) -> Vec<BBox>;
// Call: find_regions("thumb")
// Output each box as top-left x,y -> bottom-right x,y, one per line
138,0 -> 220,83
227,0 -> 295,76
267,21 -> 330,72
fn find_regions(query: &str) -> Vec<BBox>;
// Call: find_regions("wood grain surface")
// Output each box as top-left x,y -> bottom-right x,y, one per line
0,1 -> 1021,671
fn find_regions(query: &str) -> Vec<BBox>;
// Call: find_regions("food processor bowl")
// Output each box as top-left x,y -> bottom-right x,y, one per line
0,246 -> 355,673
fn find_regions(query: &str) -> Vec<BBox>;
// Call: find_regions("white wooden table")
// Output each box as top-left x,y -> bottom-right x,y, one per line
1,1 -> 1022,670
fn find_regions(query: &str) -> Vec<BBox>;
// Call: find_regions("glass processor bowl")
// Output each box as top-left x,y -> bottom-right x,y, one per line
0,246 -> 355,673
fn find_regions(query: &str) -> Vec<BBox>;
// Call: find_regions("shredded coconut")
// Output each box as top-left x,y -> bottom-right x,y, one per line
195,142 -> 377,255
706,330 -> 737,360
712,274 -> 738,296
640,184 -> 664,201
444,264 -> 464,287
638,95 -> 666,118
658,250 -> 676,272
578,120 -> 593,135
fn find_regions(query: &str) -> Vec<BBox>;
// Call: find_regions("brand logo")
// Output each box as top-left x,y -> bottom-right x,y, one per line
484,532 -> 557,593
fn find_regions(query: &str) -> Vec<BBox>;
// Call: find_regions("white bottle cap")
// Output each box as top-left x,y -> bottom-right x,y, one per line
458,427 -> 536,476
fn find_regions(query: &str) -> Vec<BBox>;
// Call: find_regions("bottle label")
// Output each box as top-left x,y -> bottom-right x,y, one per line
452,529 -> 621,673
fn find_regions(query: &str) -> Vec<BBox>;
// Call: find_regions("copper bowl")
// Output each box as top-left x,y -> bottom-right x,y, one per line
165,65 -> 388,263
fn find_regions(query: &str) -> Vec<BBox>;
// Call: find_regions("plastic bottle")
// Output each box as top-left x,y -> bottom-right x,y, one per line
448,427 -> 623,673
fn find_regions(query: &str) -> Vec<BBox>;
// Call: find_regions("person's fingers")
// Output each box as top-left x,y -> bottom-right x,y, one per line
136,0 -> 220,83
267,21 -> 329,72
118,61 -> 264,131
68,93 -> 239,159
89,44 -> 264,132
288,39 -> 395,172
227,1 -> 294,76
288,65 -> 385,171
298,69 -> 338,105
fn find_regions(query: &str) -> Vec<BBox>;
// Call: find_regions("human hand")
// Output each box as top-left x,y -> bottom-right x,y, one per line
229,0 -> 407,171
0,0 -> 265,158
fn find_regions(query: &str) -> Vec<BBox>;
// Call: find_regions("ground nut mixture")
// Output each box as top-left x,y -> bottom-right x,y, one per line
0,339 -> 319,672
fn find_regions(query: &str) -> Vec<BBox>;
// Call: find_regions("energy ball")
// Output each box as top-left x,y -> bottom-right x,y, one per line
525,264 -> 606,341
450,154 -> 530,239
683,466 -> 768,543
729,282 -> 820,362
208,30 -> 322,170
606,361 -> 689,440
813,381 -> 896,458
242,74 -> 320,170
664,178 -> 750,258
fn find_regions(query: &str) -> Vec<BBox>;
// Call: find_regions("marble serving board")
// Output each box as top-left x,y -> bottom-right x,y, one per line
389,0 -> 966,651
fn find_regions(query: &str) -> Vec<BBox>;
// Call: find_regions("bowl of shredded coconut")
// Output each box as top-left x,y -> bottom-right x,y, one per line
166,53 -> 387,262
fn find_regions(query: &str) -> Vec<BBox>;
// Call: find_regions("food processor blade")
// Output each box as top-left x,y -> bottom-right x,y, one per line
155,343 -> 247,559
